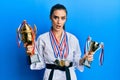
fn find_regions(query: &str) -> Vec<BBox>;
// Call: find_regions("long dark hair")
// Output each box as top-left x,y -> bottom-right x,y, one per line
50,4 -> 67,30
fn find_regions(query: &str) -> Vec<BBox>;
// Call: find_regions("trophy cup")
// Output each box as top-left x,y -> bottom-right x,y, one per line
17,20 -> 40,64
83,36 -> 104,68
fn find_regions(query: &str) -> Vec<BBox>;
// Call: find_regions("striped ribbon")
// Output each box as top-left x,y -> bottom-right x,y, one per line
49,30 -> 69,59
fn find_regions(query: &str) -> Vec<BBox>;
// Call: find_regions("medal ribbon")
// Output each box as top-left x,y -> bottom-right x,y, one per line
49,30 -> 69,59
99,43 -> 104,65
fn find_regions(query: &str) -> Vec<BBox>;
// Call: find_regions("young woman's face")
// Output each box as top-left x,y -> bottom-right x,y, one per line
51,9 -> 66,32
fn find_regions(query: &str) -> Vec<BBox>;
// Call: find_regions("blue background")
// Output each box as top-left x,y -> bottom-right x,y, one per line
0,0 -> 120,80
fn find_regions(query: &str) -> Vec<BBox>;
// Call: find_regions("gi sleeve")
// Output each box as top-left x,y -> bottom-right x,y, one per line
74,39 -> 84,72
30,36 -> 45,70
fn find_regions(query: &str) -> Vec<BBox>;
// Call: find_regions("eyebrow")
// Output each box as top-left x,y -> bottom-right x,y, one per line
53,15 -> 66,18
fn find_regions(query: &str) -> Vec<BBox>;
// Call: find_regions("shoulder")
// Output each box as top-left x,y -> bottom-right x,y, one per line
37,32 -> 49,40
66,32 -> 79,42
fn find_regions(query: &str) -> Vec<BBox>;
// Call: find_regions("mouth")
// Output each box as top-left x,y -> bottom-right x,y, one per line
56,25 -> 62,29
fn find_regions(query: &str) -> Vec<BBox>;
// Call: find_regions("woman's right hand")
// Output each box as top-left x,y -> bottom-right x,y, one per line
24,43 -> 34,56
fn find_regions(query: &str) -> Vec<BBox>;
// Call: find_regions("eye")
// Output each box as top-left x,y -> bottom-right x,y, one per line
61,17 -> 66,20
53,16 -> 58,19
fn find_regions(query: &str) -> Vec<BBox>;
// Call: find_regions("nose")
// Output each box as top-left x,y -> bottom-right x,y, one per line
57,18 -> 62,24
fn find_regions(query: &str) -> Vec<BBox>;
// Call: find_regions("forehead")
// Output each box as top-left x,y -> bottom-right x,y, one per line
52,9 -> 66,16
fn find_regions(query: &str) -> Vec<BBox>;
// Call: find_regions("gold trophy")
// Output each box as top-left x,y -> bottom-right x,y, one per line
83,36 -> 104,68
17,20 -> 39,64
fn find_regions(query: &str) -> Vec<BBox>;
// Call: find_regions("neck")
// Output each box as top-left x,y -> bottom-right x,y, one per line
52,29 -> 64,43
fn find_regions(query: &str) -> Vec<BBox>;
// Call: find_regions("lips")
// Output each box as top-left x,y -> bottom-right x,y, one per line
56,25 -> 61,29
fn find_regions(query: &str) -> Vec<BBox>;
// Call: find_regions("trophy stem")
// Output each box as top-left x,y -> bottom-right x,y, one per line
83,60 -> 92,68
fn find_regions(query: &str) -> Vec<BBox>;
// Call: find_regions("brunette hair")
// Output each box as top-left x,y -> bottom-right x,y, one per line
50,4 -> 67,30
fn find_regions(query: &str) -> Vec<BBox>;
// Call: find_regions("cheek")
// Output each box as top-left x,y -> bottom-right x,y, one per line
62,20 -> 66,25
52,20 -> 57,25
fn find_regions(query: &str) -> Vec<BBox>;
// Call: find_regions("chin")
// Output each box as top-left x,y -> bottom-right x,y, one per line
53,28 -> 61,31
55,29 -> 61,32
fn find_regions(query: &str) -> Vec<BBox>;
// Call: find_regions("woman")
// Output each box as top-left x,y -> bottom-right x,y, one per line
26,4 -> 93,80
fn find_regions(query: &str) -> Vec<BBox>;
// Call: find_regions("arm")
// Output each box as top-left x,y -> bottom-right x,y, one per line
73,39 -> 84,72
26,37 -> 45,70
74,39 -> 93,71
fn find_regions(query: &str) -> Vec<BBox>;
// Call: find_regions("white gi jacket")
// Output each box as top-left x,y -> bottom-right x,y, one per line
30,31 -> 84,80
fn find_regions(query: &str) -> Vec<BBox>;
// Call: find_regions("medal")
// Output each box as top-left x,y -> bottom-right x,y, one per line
54,59 -> 59,65
54,59 -> 71,67
65,60 -> 70,67
60,60 -> 65,67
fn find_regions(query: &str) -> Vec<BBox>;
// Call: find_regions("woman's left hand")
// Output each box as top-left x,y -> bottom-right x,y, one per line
84,52 -> 94,62
79,52 -> 94,65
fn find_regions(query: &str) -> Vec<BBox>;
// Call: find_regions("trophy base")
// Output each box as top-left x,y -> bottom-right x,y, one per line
83,60 -> 91,68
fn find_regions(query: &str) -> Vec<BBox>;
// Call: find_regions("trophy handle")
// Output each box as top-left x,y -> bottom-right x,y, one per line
83,36 -> 92,68
34,24 -> 37,36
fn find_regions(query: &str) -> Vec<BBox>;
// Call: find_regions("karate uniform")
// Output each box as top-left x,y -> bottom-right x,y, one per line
30,31 -> 84,80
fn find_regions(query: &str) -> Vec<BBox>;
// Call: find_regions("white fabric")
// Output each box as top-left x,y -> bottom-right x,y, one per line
30,31 -> 84,80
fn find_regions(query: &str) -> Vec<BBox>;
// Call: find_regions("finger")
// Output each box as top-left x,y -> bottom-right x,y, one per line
86,54 -> 92,60
27,45 -> 33,50
88,54 -> 93,57
87,57 -> 93,61
84,52 -> 89,58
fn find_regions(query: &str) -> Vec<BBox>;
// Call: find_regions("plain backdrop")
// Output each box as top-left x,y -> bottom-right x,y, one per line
0,0 -> 120,80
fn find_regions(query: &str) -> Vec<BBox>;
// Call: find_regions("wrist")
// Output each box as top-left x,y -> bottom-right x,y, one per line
79,58 -> 85,65
30,54 -> 40,64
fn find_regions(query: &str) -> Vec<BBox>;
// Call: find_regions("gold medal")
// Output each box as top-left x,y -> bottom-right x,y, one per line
60,60 -> 65,67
